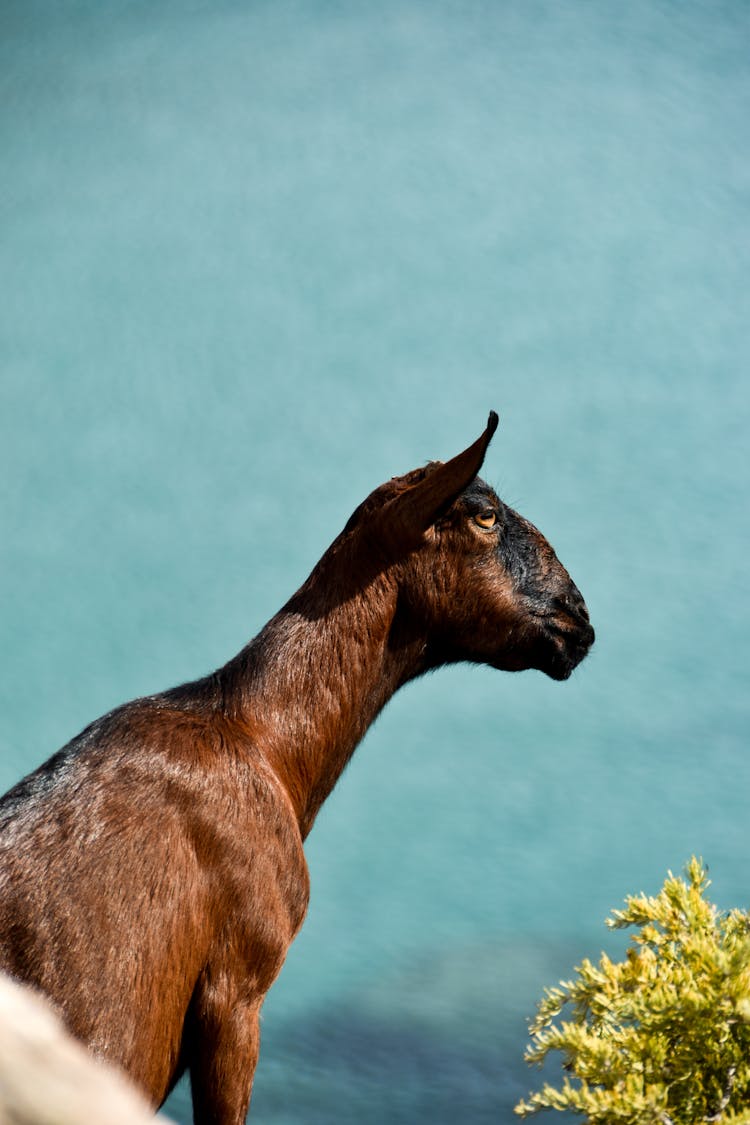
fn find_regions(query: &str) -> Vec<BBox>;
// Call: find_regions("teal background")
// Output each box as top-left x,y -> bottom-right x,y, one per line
1,2 -> 748,1121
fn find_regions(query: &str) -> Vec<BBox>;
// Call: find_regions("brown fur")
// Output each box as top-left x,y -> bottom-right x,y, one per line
0,414 -> 594,1123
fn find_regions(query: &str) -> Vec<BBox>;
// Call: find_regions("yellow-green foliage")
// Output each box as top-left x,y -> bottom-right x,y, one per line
516,859 -> 750,1124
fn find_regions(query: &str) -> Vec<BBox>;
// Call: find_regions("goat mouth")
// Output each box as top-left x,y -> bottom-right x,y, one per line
536,616 -> 595,681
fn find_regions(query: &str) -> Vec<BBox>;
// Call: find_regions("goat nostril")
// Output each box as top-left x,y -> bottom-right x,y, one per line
554,592 -> 590,625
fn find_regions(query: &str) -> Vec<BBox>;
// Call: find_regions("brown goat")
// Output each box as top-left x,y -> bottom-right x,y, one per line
0,413 -> 593,1124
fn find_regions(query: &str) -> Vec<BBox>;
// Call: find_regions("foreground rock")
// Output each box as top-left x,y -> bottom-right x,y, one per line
0,972 -> 170,1125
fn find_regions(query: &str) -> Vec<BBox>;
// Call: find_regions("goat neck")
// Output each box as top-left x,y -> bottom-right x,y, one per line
218,544 -> 419,839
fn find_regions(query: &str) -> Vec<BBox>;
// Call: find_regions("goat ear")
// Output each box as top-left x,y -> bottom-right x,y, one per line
377,410 -> 499,557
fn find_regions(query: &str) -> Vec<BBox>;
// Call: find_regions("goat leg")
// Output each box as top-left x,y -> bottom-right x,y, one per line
187,991 -> 262,1125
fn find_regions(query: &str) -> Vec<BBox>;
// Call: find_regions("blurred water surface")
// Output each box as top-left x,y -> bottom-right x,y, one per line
1,2 -> 749,1121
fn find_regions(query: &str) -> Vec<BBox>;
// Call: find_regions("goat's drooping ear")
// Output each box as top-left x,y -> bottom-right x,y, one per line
377,411 -> 499,558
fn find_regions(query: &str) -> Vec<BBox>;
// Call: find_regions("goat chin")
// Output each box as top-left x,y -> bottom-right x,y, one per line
535,625 -> 596,681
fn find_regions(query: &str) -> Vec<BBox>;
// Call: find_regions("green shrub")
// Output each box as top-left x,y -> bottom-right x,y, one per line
515,859 -> 750,1124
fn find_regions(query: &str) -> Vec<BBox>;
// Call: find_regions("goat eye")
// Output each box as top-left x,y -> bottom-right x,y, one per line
473,511 -> 497,530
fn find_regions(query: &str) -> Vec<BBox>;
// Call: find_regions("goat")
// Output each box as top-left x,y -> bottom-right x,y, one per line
0,412 -> 594,1124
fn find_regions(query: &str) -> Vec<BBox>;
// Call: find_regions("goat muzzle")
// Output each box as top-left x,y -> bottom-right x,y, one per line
535,595 -> 595,681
